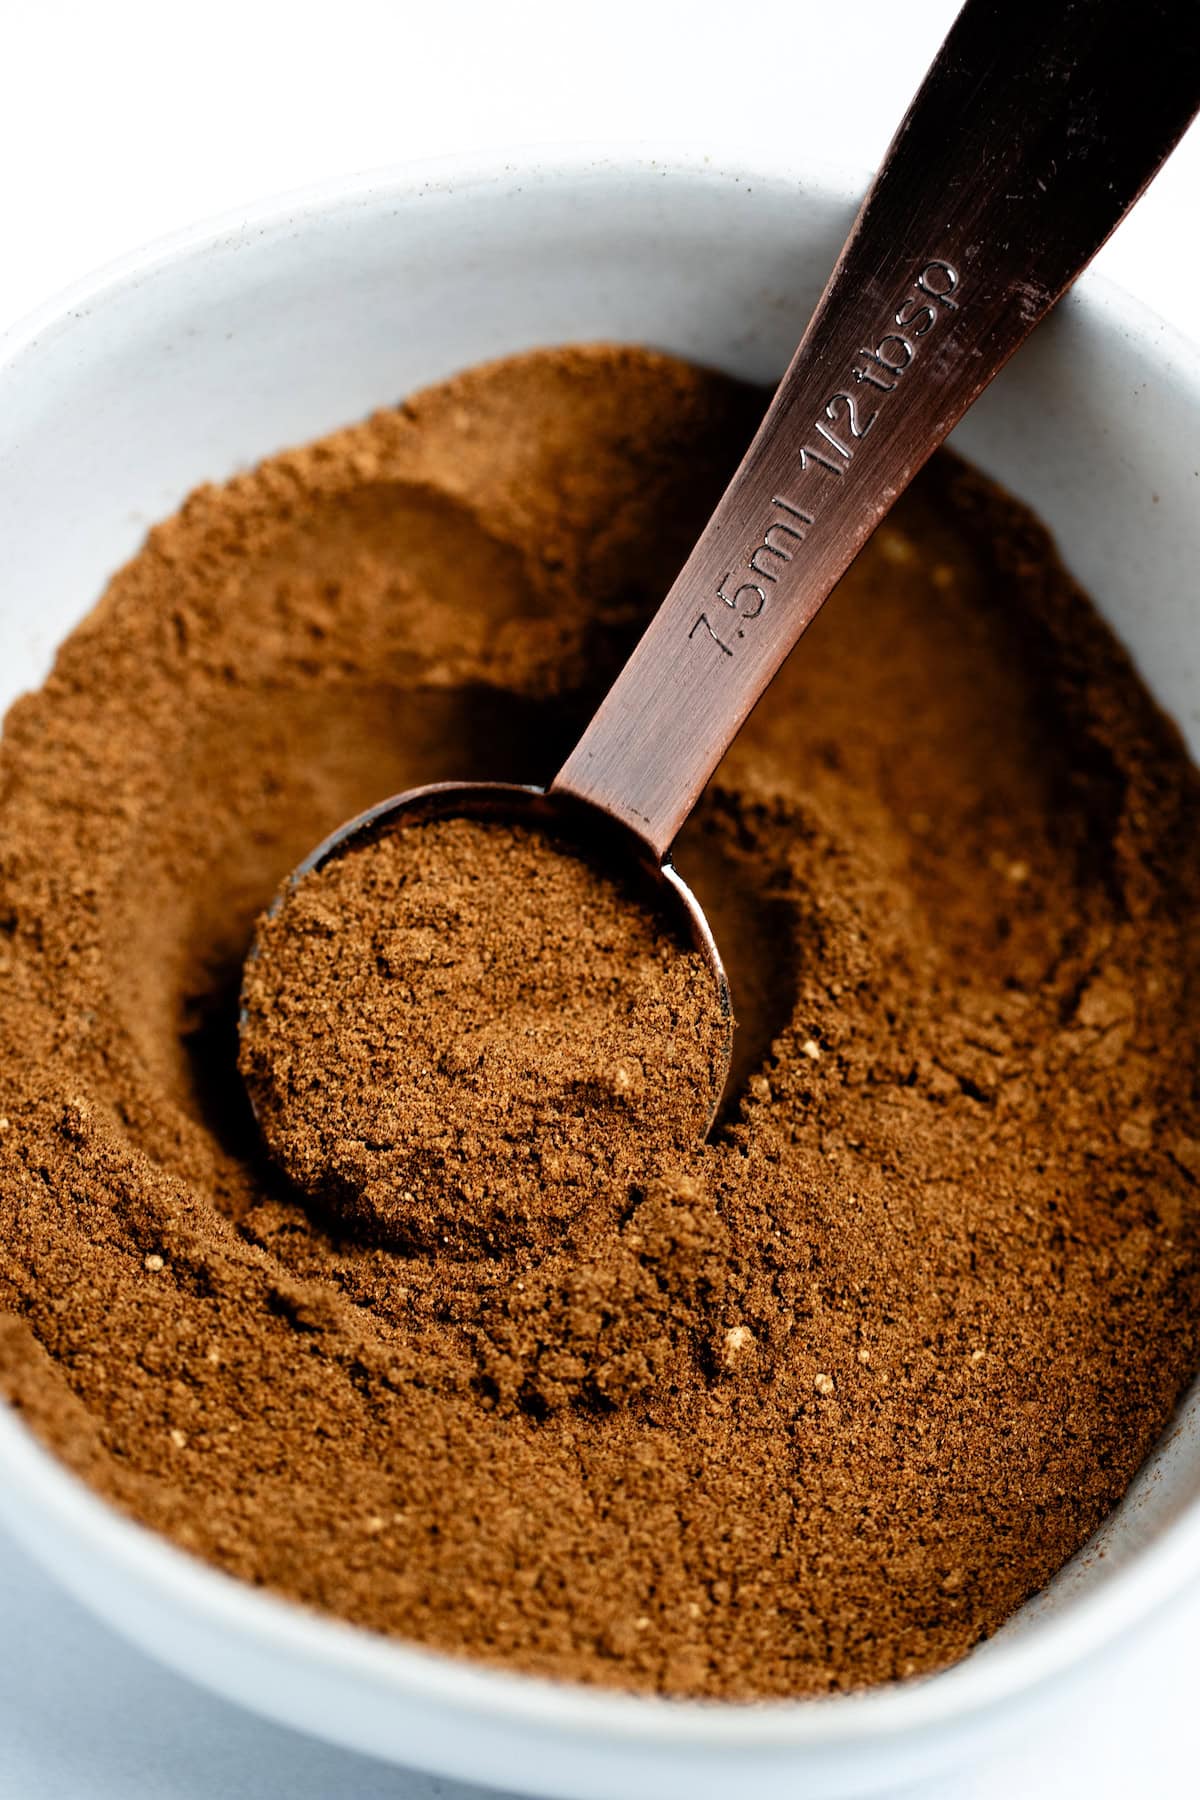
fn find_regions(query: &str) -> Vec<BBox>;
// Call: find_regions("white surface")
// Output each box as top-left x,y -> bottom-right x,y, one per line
3,1525 -> 1198,1800
0,8 -> 1197,1800
2,0 -> 1199,348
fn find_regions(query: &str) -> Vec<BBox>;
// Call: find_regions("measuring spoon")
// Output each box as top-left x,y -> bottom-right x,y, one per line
243,0 -> 1200,1123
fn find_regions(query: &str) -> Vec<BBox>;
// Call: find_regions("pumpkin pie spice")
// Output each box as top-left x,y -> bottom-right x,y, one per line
2,345 -> 1200,1698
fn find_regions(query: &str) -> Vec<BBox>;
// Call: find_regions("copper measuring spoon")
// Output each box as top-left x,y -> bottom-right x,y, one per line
243,0 -> 1200,1115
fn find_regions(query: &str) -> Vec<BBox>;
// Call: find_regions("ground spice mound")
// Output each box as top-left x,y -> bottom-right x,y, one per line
2,344 -> 1200,1700
239,816 -> 727,1252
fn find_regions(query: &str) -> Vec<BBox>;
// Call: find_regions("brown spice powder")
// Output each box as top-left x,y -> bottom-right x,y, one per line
2,344 -> 1200,1699
239,816 -> 727,1253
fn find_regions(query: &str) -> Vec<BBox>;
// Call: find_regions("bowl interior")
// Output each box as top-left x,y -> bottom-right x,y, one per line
1,154 -> 1199,1799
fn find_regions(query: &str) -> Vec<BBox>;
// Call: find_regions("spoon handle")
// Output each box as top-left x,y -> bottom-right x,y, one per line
551,0 -> 1200,859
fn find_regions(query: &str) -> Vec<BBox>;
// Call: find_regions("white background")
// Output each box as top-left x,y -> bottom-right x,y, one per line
1,3 -> 1198,1797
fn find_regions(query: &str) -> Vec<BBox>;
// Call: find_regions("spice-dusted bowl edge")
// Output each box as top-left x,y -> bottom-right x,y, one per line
1,150 -> 1199,1800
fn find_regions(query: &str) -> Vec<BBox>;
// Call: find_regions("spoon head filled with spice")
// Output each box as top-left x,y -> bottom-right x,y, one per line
238,780 -> 733,1251
239,0 -> 1199,1240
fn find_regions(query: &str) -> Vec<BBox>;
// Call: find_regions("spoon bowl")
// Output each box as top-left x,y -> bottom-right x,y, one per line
250,777 -> 735,1130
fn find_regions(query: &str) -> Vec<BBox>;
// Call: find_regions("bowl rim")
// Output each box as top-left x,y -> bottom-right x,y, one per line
1,144 -> 1200,1756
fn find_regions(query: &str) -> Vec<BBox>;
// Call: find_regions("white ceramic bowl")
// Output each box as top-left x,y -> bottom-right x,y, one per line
1,152 -> 1199,1800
